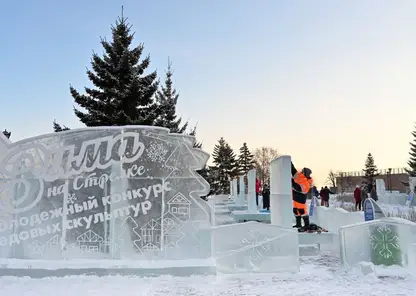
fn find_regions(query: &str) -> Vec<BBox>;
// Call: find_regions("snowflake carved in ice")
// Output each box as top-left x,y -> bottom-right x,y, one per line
240,229 -> 271,263
146,142 -> 168,163
66,193 -> 77,204
370,224 -> 400,259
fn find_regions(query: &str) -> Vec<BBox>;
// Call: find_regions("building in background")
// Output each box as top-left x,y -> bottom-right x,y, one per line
335,168 -> 408,193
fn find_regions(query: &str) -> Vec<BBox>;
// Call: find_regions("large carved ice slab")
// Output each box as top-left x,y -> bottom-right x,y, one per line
340,217 -> 416,271
0,126 -> 212,260
211,221 -> 299,273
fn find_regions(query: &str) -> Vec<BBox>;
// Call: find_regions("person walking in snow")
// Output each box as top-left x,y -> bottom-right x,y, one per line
319,187 -> 325,206
371,182 -> 378,201
262,184 -> 270,210
255,178 -> 261,206
354,185 -> 362,211
322,186 -> 333,207
360,183 -> 368,210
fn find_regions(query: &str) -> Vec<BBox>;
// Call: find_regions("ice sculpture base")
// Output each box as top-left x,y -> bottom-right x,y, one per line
0,258 -> 216,278
299,232 -> 338,250
211,222 -> 299,274
227,204 -> 248,211
340,217 -> 416,273
231,211 -> 270,223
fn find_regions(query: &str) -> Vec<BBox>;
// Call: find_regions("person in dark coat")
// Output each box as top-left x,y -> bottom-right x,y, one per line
353,185 -> 362,211
319,187 -> 325,206
262,184 -> 270,210
312,186 -> 319,198
322,186 -> 334,207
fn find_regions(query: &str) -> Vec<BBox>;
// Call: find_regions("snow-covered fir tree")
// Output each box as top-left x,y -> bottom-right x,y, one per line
237,142 -> 255,175
70,12 -> 158,126
211,137 -> 238,194
363,152 -> 378,184
407,124 -> 416,177
154,58 -> 188,133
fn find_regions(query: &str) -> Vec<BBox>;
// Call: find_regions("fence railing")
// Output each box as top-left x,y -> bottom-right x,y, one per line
336,168 -> 407,178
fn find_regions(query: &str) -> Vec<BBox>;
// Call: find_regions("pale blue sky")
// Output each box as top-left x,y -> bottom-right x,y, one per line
1,0 -> 416,185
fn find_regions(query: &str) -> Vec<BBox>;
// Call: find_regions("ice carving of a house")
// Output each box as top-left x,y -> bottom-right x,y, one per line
167,193 -> 191,221
28,240 -> 45,256
157,211 -> 185,249
140,219 -> 161,251
76,230 -> 103,253
46,235 -> 61,251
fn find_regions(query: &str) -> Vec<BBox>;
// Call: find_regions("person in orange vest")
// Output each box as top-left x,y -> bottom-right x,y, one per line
291,161 -> 313,230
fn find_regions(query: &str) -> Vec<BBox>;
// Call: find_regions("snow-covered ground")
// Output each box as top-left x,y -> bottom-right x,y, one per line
2,198 -> 415,295
1,253 -> 415,296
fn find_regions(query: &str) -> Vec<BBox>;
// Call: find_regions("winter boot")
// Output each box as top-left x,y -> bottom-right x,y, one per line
301,215 -> 310,231
293,216 -> 302,228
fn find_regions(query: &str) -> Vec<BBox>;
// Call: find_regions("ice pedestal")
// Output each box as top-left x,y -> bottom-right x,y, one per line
270,156 -> 292,228
247,169 -> 257,213
314,206 -> 363,233
211,221 -> 299,273
232,179 -> 239,204
340,217 -> 416,271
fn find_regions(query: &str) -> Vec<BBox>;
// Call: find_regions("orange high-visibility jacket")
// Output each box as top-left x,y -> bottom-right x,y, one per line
292,171 -> 313,207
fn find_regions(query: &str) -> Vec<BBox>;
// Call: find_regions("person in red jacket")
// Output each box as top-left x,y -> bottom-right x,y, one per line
354,185 -> 362,211
255,178 -> 261,206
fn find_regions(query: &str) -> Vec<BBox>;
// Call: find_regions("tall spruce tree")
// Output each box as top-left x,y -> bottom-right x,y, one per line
211,137 -> 238,194
154,58 -> 188,133
237,142 -> 255,175
363,152 -> 378,184
70,12 -> 158,126
407,124 -> 416,177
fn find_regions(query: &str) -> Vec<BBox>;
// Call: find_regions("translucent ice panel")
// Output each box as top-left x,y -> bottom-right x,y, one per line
339,217 -> 416,269
211,221 -> 299,273
0,126 -> 212,260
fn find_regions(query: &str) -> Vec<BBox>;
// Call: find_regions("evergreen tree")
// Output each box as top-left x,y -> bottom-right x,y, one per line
53,120 -> 70,132
237,142 -> 255,175
154,58 -> 188,133
407,124 -> 416,177
2,130 -> 11,139
189,125 -> 202,149
70,12 -> 158,126
211,137 -> 238,194
363,152 -> 378,184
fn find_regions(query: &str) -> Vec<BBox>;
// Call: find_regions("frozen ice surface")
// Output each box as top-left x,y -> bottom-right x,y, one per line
2,253 -> 416,296
211,221 -> 299,273
340,217 -> 416,274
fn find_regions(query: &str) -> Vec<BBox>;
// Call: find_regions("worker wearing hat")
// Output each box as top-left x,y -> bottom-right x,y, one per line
291,161 -> 313,230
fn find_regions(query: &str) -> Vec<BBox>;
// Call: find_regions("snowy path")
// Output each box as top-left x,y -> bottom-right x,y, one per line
1,254 -> 415,296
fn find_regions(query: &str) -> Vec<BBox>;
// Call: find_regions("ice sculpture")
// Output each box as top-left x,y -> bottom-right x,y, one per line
211,221 -> 299,273
339,217 -> 416,270
363,198 -> 385,221
247,169 -> 257,213
270,155 -> 292,228
0,126 -> 213,260
376,179 -> 386,200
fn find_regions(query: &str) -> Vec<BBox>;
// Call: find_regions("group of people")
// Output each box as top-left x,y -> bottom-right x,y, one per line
313,186 -> 334,207
353,182 -> 378,211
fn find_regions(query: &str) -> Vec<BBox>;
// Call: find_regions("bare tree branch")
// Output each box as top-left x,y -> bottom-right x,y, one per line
253,147 -> 279,185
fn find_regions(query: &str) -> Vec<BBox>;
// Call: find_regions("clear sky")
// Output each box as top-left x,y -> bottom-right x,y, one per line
1,0 -> 415,186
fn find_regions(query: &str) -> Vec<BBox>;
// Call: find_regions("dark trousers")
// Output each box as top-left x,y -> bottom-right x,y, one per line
355,200 -> 362,211
256,192 -> 259,206
263,195 -> 270,210
324,200 -> 329,207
